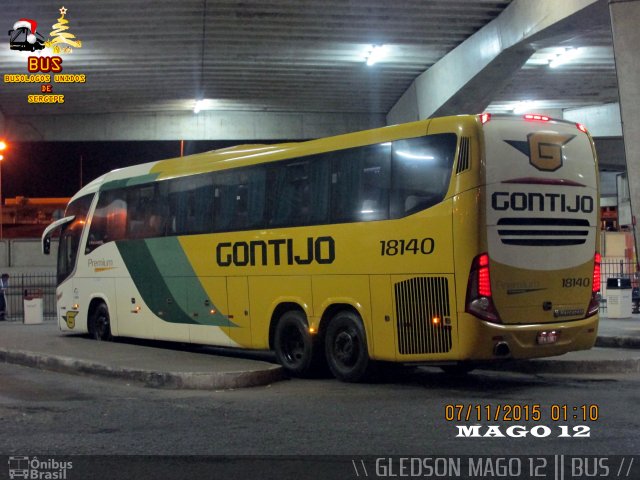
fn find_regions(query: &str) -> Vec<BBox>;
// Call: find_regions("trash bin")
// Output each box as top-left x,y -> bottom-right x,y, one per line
606,277 -> 632,319
23,289 -> 43,324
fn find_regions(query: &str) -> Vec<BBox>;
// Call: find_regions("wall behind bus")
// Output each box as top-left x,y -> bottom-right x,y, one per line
0,239 -> 57,272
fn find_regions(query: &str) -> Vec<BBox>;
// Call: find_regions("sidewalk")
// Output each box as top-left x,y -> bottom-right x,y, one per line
0,320 -> 283,389
595,314 -> 640,348
0,313 -> 638,389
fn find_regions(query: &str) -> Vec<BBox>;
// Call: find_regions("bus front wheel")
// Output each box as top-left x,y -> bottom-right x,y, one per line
89,303 -> 112,341
273,310 -> 322,377
324,310 -> 371,382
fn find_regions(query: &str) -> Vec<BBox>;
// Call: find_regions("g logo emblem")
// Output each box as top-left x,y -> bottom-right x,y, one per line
65,311 -> 77,329
527,132 -> 575,172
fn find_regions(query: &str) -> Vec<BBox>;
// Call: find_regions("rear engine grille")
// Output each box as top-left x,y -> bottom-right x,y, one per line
497,217 -> 589,246
394,276 -> 452,355
456,136 -> 470,174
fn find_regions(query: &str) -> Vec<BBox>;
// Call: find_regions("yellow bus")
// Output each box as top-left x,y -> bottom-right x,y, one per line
42,113 -> 601,382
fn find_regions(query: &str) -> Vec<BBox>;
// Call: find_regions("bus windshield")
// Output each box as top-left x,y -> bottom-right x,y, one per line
57,194 -> 94,285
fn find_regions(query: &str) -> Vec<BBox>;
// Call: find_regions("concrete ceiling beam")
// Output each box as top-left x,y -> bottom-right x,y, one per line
387,0 -> 606,124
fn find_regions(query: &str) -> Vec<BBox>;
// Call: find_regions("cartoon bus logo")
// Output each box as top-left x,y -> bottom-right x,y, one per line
8,19 -> 45,52
8,456 -> 30,479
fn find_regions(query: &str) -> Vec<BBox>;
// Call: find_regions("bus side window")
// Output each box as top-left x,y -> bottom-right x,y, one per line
213,172 -> 239,231
167,175 -> 213,235
331,143 -> 390,223
390,134 -> 457,218
214,167 -> 266,231
267,158 -> 329,228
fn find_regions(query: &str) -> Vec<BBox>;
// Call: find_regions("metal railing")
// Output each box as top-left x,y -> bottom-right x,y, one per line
3,272 -> 57,321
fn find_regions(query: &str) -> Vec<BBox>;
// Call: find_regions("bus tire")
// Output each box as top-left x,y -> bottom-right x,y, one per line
273,310 -> 322,377
89,302 -> 112,341
324,310 -> 371,382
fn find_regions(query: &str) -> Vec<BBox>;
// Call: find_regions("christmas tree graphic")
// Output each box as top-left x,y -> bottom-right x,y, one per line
45,6 -> 82,53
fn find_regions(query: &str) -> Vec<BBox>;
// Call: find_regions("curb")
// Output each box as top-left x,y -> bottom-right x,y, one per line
0,348 -> 285,389
488,357 -> 640,375
595,335 -> 640,349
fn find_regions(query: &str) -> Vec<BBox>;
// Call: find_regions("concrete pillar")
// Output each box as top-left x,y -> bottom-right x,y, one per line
609,0 -> 640,260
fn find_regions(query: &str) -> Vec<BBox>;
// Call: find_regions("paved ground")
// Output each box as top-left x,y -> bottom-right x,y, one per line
0,313 -> 638,388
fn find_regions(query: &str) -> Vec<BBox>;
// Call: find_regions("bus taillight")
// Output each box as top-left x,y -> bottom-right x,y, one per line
466,253 -> 501,323
523,114 -> 550,122
479,113 -> 491,124
592,252 -> 601,293
587,253 -> 601,317
478,253 -> 491,296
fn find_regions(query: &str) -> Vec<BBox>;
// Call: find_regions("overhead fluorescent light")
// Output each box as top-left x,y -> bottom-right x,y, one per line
549,48 -> 580,68
193,99 -> 205,114
365,45 -> 387,66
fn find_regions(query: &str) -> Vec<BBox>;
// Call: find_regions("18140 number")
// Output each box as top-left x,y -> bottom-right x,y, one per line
562,277 -> 591,288
380,238 -> 435,256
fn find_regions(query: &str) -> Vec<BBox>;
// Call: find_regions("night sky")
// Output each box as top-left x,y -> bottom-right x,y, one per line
2,140 -> 282,199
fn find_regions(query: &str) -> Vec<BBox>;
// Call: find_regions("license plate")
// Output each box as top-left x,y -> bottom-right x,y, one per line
537,330 -> 559,345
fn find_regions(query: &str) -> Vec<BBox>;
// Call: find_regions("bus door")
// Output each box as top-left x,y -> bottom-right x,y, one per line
226,276 -> 252,347
188,276 -> 236,346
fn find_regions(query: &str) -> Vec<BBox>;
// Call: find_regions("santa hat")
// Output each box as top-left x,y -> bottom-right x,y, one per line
13,18 -> 38,44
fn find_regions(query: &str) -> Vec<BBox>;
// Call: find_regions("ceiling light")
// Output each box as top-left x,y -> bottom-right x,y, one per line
193,99 -> 205,114
365,45 -> 387,66
549,48 -> 580,68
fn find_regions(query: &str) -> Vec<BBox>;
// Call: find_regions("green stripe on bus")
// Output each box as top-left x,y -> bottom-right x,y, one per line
145,237 -> 235,327
116,238 -> 235,327
101,174 -> 160,191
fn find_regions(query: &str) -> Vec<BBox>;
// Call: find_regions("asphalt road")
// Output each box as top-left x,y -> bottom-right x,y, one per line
0,362 -> 638,459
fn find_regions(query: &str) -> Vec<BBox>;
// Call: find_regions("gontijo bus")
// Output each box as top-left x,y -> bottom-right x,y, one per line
42,113 -> 601,382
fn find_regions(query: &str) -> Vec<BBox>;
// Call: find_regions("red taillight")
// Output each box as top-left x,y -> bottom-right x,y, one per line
524,113 -> 550,122
478,253 -> 491,297
576,122 -> 588,134
593,252 -> 601,293
466,253 -> 500,323
587,252 -> 601,317
480,112 -> 491,124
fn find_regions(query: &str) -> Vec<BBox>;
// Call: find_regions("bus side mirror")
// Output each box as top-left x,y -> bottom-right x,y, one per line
42,215 -> 75,256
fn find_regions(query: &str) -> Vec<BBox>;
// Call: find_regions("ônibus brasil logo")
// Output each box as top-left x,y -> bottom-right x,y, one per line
8,456 -> 73,479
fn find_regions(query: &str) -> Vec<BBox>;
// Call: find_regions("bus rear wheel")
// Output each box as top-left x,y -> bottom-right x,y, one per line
324,310 -> 371,382
273,310 -> 322,377
88,303 -> 112,341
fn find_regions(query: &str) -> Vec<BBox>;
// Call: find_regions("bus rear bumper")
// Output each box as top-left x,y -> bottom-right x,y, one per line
457,313 -> 599,360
